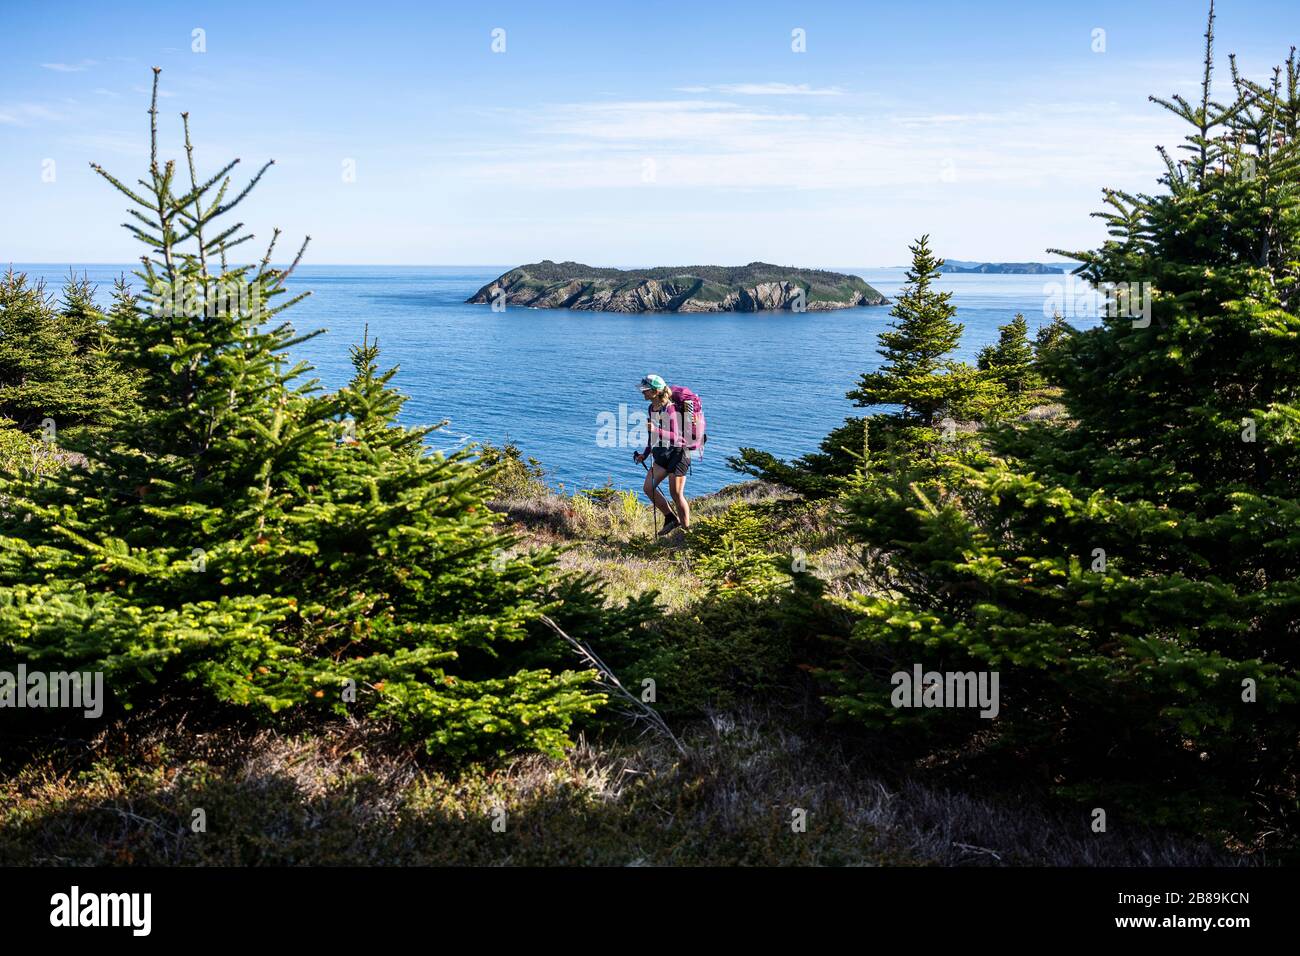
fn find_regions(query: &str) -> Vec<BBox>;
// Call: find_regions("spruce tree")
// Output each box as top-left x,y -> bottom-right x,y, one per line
845,235 -> 1005,464
730,236 -> 1003,495
976,313 -> 1040,409
847,235 -> 996,429
0,270 -> 133,443
1032,312 -> 1072,367
0,271 -> 67,434
826,7 -> 1300,844
0,71 -> 637,758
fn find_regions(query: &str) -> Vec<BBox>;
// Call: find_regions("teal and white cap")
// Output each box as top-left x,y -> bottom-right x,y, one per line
638,373 -> 667,392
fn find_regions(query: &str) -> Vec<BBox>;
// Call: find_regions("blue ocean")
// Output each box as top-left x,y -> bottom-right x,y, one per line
9,264 -> 1097,494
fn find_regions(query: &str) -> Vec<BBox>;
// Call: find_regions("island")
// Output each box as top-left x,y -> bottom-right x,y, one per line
466,260 -> 887,313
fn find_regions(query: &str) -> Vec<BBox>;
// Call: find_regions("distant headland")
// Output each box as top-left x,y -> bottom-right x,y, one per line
936,260 -> 1067,274
467,261 -> 887,313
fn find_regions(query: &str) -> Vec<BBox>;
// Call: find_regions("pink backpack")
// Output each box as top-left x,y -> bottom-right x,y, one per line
646,384 -> 708,457
668,384 -> 707,455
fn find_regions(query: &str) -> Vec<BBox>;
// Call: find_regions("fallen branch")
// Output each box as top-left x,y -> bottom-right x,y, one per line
952,842 -> 1003,862
539,614 -> 686,756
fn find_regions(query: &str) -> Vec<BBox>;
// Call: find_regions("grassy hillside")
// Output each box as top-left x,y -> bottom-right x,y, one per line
0,456 -> 1238,867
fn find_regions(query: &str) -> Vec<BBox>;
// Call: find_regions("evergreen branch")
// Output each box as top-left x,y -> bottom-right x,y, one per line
257,228 -> 282,282
182,111 -> 217,281
214,233 -> 256,255
1200,0 -> 1217,125
210,159 -> 274,219
1155,145 -> 1183,188
1197,1 -> 1217,185
125,207 -> 162,232
262,289 -> 312,319
171,155 -> 240,222
202,221 -> 248,252
148,67 -> 161,178
202,178 -> 232,222
88,164 -> 156,210
121,224 -> 164,248
1149,94 -> 1194,121
277,328 -> 328,351
271,235 -> 311,290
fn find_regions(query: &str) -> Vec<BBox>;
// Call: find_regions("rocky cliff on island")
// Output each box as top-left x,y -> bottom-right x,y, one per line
467,260 -> 887,313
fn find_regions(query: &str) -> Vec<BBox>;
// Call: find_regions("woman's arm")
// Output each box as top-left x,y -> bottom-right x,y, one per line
647,402 -> 683,448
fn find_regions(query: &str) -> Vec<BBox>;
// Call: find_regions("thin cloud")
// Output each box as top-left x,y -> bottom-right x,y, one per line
67,132 -> 150,157
441,96 -> 1179,192
894,112 -> 1015,126
538,99 -> 808,143
131,84 -> 176,98
41,59 -> 96,72
676,82 -> 844,96
0,103 -> 64,125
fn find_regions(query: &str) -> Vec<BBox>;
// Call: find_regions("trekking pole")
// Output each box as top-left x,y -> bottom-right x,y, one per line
640,458 -> 658,540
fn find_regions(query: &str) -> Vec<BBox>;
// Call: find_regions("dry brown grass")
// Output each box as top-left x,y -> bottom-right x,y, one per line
0,701 -> 1238,866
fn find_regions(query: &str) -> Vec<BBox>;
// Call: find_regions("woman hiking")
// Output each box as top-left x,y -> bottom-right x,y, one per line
632,373 -> 705,537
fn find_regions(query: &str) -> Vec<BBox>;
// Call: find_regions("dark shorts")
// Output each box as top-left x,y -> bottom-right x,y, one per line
651,445 -> 691,477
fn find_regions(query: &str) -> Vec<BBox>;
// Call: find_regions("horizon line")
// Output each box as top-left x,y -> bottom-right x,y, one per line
4,258 -> 1075,269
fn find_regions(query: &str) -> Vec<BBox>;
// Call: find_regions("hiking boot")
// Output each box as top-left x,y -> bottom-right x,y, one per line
656,514 -> 680,537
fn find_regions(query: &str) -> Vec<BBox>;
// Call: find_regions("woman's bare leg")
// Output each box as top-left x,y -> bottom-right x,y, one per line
643,465 -> 676,520
668,474 -> 689,529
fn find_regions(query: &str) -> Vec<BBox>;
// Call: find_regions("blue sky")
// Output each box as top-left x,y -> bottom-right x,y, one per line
1,0 -> 1295,266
